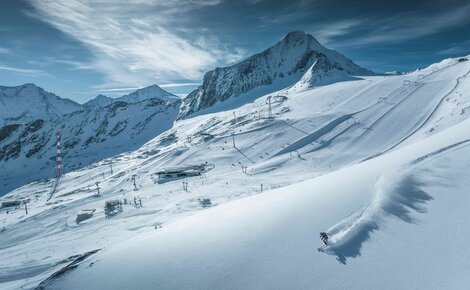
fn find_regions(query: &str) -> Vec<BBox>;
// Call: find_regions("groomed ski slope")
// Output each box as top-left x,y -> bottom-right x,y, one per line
1,56 -> 469,289
46,115 -> 470,290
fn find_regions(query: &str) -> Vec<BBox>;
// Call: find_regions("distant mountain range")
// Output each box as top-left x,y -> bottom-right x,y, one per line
83,85 -> 177,109
0,83 -> 180,195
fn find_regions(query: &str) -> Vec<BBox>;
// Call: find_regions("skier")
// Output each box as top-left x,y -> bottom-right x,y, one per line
320,232 -> 329,246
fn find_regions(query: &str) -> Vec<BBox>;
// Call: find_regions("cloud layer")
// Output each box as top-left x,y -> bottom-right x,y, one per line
0,63 -> 45,77
27,0 -> 243,90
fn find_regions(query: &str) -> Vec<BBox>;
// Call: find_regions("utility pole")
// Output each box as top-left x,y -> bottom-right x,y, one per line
267,96 -> 272,119
23,201 -> 28,215
95,182 -> 100,196
110,164 -> 113,175
231,133 -> 236,148
260,184 -> 263,193
132,174 -> 138,191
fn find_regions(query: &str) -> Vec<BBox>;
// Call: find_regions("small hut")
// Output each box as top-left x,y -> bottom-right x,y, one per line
76,209 -> 96,224
1,200 -> 21,208
198,198 -> 212,208
156,163 -> 215,181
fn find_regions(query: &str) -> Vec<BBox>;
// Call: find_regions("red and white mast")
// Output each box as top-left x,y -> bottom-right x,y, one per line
55,132 -> 63,178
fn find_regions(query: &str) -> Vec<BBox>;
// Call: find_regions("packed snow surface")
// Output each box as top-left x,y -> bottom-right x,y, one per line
1,56 -> 470,289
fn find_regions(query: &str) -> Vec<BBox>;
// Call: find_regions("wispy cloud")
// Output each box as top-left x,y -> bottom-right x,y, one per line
314,20 -> 363,45
0,47 -> 10,54
438,39 -> 470,56
94,87 -> 141,93
25,0 -> 243,89
92,82 -> 200,95
0,64 -> 45,76
336,4 -> 470,47
160,82 -> 201,88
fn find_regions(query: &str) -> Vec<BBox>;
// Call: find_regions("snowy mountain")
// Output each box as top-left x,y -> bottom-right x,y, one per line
0,83 -> 83,126
0,85 -> 181,196
83,94 -> 113,109
84,85 -> 178,109
119,85 -> 179,103
1,54 -> 469,289
179,30 -> 373,118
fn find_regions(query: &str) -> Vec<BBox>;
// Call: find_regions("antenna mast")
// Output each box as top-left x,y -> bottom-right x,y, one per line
55,132 -> 63,178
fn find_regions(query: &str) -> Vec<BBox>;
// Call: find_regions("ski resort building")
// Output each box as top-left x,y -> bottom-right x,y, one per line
75,209 -> 95,224
156,163 -> 215,181
1,200 -> 21,208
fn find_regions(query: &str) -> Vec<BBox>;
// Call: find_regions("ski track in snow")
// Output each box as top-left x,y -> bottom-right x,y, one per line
386,68 -> 470,152
361,64 -> 470,162
323,169 -> 432,264
323,135 -> 470,264
274,114 -> 353,156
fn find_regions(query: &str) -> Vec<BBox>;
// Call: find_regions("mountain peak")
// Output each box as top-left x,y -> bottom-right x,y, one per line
84,84 -> 178,109
119,84 -> 178,103
22,82 -> 38,87
83,94 -> 113,108
179,31 -> 373,119
282,30 -> 311,42
0,83 -> 41,96
0,84 -> 82,126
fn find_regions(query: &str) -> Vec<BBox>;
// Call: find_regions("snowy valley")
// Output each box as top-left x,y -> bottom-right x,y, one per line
1,31 -> 470,290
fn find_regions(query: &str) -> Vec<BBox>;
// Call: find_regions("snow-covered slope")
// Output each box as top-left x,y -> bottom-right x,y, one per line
45,118 -> 470,290
179,30 -> 373,118
84,85 -> 178,109
1,55 -> 469,290
0,83 -> 82,126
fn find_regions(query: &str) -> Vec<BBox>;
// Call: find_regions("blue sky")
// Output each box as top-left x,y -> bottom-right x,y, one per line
1,0 -> 469,103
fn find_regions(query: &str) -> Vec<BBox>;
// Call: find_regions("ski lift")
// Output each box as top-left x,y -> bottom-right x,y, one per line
105,200 -> 123,218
